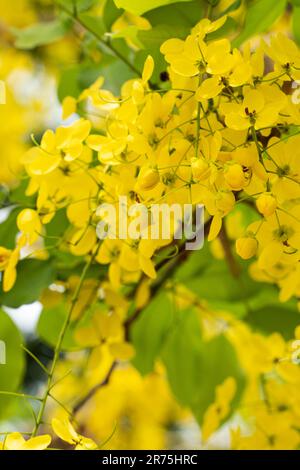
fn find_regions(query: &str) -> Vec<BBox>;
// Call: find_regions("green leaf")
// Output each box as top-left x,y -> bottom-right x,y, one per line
138,23 -> 189,48
293,6 -> 300,45
109,26 -> 144,48
46,209 -> 69,239
131,292 -> 173,374
233,0 -> 287,47
0,259 -> 55,308
175,240 -> 280,318
9,179 -> 35,206
103,0 -> 123,30
78,12 -> 106,38
0,309 -> 25,419
76,0 -> 99,10
99,54 -> 134,94
0,208 -> 21,249
144,1 -> 204,28
137,24 -> 190,80
58,66 -> 82,101
55,0 -> 99,13
161,308 -> 245,423
219,0 -> 242,16
37,303 -> 79,351
114,0 -> 193,16
12,18 -> 71,50
245,305 -> 300,340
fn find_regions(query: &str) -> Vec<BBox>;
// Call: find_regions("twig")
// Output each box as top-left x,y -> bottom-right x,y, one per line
219,224 -> 240,278
72,222 -> 210,415
32,243 -> 101,436
54,0 -> 142,78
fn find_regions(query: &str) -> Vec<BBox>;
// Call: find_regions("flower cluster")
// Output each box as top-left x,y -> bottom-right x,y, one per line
2,12 -> 300,449
2,16 -> 299,303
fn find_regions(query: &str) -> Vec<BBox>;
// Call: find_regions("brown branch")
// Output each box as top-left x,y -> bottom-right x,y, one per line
72,220 -> 211,415
73,362 -> 117,415
219,224 -> 241,278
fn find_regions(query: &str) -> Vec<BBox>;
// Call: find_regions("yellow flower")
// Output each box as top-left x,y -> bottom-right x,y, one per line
223,86 -> 286,130
17,209 -> 42,245
265,33 -> 300,81
52,418 -> 98,450
202,377 -> 236,442
1,433 -> 51,450
22,119 -> 91,176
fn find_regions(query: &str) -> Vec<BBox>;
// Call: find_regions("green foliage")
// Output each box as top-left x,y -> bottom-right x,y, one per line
233,0 -> 287,47
103,0 -> 123,30
113,0 -> 194,16
175,243 -> 256,317
219,0 -> 242,15
37,303 -> 79,351
0,260 -> 55,308
0,309 -> 25,419
144,1 -> 204,28
78,13 -> 106,38
245,305 -> 300,340
55,0 -> 100,13
12,18 -> 72,50
131,292 -> 173,374
0,208 -> 20,249
131,295 -> 245,424
45,210 -> 69,240
293,6 -> 300,44
162,316 -> 245,423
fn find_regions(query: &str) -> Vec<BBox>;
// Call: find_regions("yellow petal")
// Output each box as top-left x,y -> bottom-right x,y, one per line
70,226 -> 96,256
160,38 -> 184,55
22,435 -> 51,450
142,55 -> 154,82
108,341 -> 135,361
196,76 -> 223,100
208,215 -> 222,241
62,96 -> 77,120
3,265 -> 17,292
52,418 -> 78,445
5,432 -> 25,450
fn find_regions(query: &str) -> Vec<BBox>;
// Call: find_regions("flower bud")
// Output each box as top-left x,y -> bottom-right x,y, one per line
191,157 -> 211,181
137,168 -> 160,191
236,237 -> 258,260
224,164 -> 246,191
256,193 -> 277,217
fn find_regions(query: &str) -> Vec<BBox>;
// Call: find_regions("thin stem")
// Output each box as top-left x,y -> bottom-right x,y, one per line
32,243 -> 101,436
54,0 -> 142,78
72,222 -> 208,415
0,391 -> 42,401
21,345 -> 50,376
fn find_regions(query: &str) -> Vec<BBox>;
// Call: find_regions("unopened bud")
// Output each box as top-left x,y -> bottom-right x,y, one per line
225,164 -> 246,191
137,168 -> 160,191
191,157 -> 211,181
256,193 -> 277,217
236,237 -> 258,260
